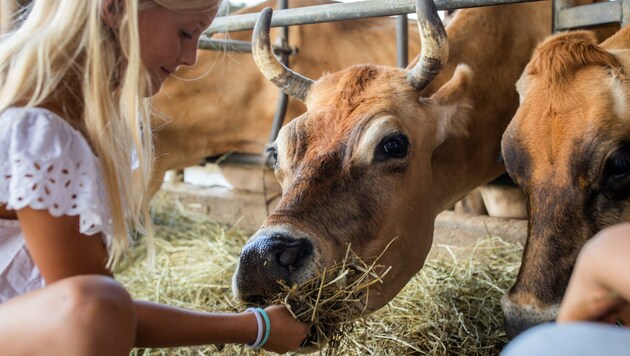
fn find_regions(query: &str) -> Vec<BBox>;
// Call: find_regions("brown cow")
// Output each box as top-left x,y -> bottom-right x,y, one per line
232,0 -> 553,321
500,25 -> 630,337
149,0 -> 421,197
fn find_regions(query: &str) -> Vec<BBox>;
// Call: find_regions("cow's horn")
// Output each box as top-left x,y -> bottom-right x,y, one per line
252,7 -> 314,102
406,0 -> 448,90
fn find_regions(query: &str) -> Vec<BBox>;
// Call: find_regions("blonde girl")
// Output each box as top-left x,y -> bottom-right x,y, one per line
0,1 -> 307,354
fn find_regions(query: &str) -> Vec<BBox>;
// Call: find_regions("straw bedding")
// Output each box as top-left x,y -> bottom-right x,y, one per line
118,194 -> 522,355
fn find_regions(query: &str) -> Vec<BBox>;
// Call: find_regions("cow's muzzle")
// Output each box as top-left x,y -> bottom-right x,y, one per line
501,293 -> 559,339
232,226 -> 316,302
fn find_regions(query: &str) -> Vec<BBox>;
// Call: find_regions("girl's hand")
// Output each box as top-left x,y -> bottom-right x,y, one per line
557,229 -> 630,324
261,305 -> 308,354
557,267 -> 625,323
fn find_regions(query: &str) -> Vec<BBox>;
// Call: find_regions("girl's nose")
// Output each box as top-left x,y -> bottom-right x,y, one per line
179,41 -> 198,67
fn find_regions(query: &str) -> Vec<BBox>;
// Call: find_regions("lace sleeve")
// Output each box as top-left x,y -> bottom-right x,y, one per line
0,108 -> 113,242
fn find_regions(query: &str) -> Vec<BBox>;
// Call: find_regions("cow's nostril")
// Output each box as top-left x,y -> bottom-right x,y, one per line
275,238 -> 312,268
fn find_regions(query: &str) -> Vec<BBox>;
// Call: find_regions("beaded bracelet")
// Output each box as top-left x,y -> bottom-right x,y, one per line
245,307 -> 264,348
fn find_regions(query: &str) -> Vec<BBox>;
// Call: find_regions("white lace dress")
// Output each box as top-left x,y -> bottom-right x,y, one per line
0,107 -> 113,303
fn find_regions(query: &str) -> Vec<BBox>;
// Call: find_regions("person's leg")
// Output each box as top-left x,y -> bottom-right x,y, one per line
501,322 -> 630,356
0,275 -> 136,356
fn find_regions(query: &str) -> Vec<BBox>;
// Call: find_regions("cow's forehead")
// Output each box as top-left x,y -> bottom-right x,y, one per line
307,64 -> 417,113
290,69 -> 418,145
508,66 -> 629,184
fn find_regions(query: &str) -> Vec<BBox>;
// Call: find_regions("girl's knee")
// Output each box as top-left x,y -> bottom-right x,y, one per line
61,275 -> 133,316
58,276 -> 136,346
578,223 -> 630,263
589,223 -> 630,248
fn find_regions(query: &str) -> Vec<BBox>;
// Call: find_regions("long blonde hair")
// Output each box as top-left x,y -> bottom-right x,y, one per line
0,0 -> 220,267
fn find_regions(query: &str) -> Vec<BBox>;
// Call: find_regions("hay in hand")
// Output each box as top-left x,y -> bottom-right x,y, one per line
264,241 -> 395,352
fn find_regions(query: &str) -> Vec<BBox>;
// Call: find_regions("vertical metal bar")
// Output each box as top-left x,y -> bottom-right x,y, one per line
278,0 -> 290,61
269,0 -> 290,144
553,0 -> 573,32
623,0 -> 630,26
396,14 -> 409,68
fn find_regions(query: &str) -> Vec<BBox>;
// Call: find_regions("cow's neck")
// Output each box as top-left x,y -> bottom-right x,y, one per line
424,2 -> 551,213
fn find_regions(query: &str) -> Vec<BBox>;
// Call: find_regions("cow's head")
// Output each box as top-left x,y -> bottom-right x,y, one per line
501,30 -> 630,338
233,0 -> 474,320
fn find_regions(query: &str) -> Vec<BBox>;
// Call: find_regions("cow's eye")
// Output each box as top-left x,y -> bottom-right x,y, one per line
265,146 -> 278,168
375,133 -> 409,161
609,157 -> 630,177
603,144 -> 630,187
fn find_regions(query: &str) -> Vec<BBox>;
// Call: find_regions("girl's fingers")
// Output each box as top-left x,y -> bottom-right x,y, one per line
598,301 -> 630,326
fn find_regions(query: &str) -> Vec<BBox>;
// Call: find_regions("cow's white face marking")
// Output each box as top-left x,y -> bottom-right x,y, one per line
272,123 -> 296,186
515,74 -> 530,105
610,75 -> 627,120
275,127 -> 289,171
355,115 -> 405,164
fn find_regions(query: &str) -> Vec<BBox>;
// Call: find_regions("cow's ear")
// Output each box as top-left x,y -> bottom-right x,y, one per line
431,64 -> 473,105
609,49 -> 630,80
429,64 -> 473,146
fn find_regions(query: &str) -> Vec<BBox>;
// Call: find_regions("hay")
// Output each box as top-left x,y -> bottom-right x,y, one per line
267,241 -> 396,352
117,193 -> 522,355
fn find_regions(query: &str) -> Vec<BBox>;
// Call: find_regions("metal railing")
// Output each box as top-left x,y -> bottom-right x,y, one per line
205,0 -> 543,34
554,0 -> 626,31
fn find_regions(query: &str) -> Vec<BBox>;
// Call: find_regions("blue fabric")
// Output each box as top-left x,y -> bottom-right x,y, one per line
501,322 -> 630,356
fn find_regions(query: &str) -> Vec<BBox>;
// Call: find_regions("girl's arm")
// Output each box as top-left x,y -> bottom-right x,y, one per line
17,207 -> 112,280
18,207 -> 307,352
557,223 -> 630,323
135,302 -> 306,353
